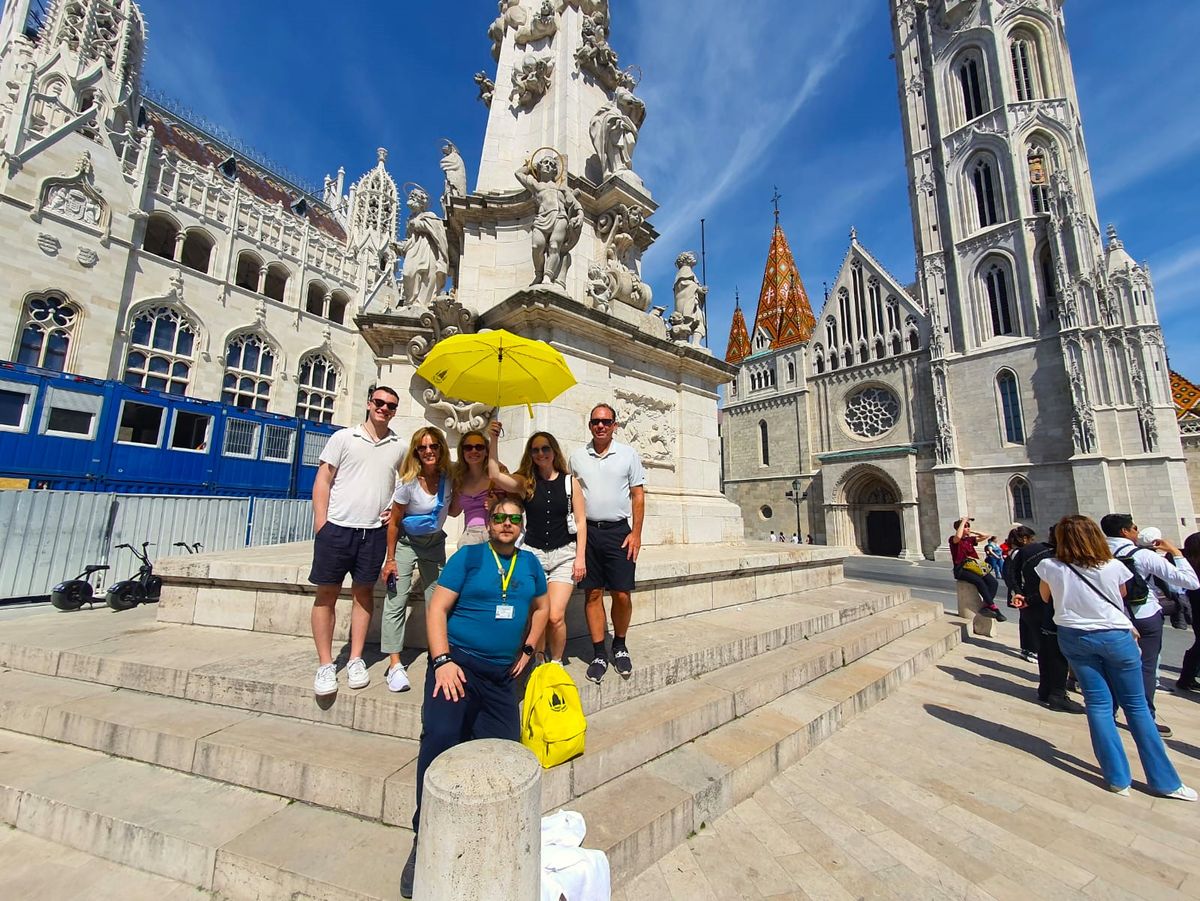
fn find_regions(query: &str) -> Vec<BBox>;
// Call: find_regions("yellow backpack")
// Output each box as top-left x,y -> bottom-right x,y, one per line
521,661 -> 587,768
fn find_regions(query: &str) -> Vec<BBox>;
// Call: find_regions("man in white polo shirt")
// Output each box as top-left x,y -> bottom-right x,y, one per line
309,386 -> 406,697
568,402 -> 646,683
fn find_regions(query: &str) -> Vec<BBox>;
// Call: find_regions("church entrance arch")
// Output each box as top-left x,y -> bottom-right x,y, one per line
839,466 -> 905,557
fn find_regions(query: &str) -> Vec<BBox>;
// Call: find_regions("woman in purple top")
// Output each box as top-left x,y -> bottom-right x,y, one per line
449,430 -> 492,546
949,516 -> 1006,621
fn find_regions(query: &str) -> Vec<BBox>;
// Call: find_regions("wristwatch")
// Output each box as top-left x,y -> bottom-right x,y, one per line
521,644 -> 535,656
431,653 -> 453,670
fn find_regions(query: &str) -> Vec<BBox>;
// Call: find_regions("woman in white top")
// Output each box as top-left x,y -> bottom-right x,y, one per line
381,427 -> 452,692
1035,515 -> 1195,800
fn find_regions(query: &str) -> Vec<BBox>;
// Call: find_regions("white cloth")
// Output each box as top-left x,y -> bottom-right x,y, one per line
391,475 -> 450,531
568,439 -> 645,525
318,425 -> 404,529
541,810 -> 610,901
1035,558 -> 1134,631
1105,537 -> 1199,620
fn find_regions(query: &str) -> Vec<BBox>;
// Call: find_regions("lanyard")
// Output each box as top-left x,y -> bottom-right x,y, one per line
489,545 -> 518,600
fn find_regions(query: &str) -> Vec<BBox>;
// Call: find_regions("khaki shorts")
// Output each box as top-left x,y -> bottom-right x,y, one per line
526,542 -> 577,585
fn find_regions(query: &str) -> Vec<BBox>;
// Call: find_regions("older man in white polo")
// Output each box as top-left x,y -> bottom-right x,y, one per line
568,402 -> 646,683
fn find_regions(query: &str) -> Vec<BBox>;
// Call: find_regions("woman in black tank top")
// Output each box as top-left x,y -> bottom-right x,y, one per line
487,422 -> 588,663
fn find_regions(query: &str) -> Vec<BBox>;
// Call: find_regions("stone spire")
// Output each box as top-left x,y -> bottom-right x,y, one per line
347,148 -> 398,250
40,0 -> 146,89
725,291 -> 751,364
750,220 -> 815,350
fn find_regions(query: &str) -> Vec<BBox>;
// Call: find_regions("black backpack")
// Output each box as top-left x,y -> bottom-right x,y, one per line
1114,548 -> 1152,610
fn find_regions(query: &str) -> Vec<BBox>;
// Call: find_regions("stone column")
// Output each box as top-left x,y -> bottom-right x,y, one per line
415,739 -> 542,901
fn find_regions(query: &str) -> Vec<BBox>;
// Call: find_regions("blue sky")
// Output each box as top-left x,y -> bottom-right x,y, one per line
135,1 -> 1200,382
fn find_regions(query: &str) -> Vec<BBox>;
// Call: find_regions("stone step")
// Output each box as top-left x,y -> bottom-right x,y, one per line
0,729 -> 412,900
0,598 -> 939,829
0,580 -> 911,742
566,619 -> 964,886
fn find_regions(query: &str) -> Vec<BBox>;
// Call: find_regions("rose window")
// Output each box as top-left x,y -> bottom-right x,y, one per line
844,386 -> 900,438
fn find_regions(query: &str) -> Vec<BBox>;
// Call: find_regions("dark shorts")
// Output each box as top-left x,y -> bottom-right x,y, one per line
580,520 -> 636,593
309,523 -> 387,586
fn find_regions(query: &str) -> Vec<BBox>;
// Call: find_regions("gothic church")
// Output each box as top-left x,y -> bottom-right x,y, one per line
721,0 -> 1195,558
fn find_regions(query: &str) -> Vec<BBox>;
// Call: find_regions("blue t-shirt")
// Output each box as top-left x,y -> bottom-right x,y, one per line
440,542 -> 548,665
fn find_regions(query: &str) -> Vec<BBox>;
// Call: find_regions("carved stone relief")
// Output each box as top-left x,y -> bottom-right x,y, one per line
576,11 -> 634,91
76,246 -> 98,267
510,54 -> 554,108
514,1 -> 558,47
408,294 -> 494,435
615,388 -> 676,467
34,152 -> 111,239
36,233 -> 60,255
594,204 -> 652,311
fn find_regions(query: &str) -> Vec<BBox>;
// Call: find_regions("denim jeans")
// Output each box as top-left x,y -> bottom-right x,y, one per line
1056,626 -> 1182,793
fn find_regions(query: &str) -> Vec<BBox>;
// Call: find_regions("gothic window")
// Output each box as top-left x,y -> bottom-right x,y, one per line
759,419 -> 770,466
875,338 -> 885,360
844,386 -> 901,438
908,329 -> 920,352
843,348 -> 853,369
328,290 -> 350,325
838,288 -> 851,333
1010,30 -> 1044,102
858,343 -> 870,364
16,293 -> 78,372
814,344 -> 825,374
124,307 -> 195,395
1010,476 -> 1034,520
996,369 -> 1025,444
235,251 -> 264,293
892,334 -> 902,355
786,359 -> 796,382
983,261 -> 1016,337
222,334 -> 274,411
263,263 -> 290,303
296,353 -> 339,423
869,279 -> 883,335
1038,245 -> 1057,314
1027,147 -> 1051,214
306,281 -> 328,316
180,229 -> 214,274
970,157 -> 1001,229
826,317 -> 838,349
956,53 -> 988,122
852,263 -> 867,339
886,298 -> 900,332
143,213 -> 178,261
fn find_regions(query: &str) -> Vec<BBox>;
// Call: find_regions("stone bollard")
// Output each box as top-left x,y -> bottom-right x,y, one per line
955,582 -> 997,637
415,739 -> 542,901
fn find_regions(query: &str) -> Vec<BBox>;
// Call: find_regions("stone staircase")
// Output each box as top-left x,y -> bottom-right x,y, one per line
0,550 -> 962,899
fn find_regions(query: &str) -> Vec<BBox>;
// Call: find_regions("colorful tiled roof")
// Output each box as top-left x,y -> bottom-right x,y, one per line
725,298 -> 752,365
751,223 -> 816,350
144,106 -> 347,243
1171,370 -> 1200,420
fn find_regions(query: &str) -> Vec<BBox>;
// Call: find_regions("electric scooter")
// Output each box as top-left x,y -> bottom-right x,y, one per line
50,562 -> 110,611
105,542 -> 162,611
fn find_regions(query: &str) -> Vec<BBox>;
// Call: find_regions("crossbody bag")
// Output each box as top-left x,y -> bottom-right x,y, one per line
1064,563 -> 1137,630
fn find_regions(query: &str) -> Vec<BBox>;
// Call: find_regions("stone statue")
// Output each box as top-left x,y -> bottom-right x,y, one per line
576,11 -> 633,91
514,0 -> 558,47
514,153 -> 583,288
488,0 -> 526,60
586,263 -> 613,312
591,204 -> 652,311
589,86 -> 645,179
474,72 -> 495,108
673,251 -> 707,344
440,141 -> 468,204
397,185 -> 449,307
510,54 -> 554,108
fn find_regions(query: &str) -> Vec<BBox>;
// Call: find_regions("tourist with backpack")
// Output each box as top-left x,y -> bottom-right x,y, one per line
400,495 -> 550,899
1100,514 -> 1198,738
1035,515 -> 1195,801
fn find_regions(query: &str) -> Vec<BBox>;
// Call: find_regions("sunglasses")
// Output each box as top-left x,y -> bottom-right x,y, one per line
491,512 -> 524,525
530,445 -> 553,455
370,398 -> 398,411
462,443 -> 487,452
589,418 -> 615,427
418,443 -> 441,452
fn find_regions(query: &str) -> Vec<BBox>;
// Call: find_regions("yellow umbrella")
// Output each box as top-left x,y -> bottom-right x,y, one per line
415,329 -> 576,414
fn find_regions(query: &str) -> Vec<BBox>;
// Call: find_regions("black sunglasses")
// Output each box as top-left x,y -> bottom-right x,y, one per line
370,398 -> 398,411
418,442 -> 441,452
462,443 -> 487,451
491,512 -> 523,525
530,445 -> 553,455
589,418 -> 615,427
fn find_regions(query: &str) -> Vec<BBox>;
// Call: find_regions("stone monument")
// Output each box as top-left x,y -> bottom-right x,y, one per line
357,0 -> 744,544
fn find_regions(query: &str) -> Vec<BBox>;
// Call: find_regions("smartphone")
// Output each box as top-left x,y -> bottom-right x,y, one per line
386,573 -> 397,594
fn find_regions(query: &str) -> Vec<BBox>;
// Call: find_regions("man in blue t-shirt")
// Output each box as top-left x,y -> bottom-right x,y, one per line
401,496 -> 548,899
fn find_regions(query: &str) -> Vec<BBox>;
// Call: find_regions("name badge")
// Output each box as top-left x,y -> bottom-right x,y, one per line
496,604 -> 515,620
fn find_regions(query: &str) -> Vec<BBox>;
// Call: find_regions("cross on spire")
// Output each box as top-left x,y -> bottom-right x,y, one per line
771,186 -> 782,224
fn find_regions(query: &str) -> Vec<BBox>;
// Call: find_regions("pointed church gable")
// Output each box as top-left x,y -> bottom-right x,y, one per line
751,223 -> 816,351
725,304 -> 751,364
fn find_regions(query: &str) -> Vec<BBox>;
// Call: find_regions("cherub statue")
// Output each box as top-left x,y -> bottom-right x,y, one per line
510,54 -> 555,108
514,153 -> 583,288
397,185 -> 448,307
514,0 -> 558,47
474,71 -> 495,108
440,140 -> 468,205
673,251 -> 708,344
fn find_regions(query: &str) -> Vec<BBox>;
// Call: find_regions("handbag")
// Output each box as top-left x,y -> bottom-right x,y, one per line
961,557 -> 991,578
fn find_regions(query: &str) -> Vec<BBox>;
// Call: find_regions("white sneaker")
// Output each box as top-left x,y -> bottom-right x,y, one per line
386,663 -> 411,692
314,663 -> 338,696
1162,784 -> 1198,802
346,657 -> 369,689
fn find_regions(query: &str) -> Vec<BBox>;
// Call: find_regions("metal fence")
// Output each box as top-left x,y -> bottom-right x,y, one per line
0,490 -> 312,600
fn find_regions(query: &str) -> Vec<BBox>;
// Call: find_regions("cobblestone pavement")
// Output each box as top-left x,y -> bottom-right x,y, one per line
617,629 -> 1200,901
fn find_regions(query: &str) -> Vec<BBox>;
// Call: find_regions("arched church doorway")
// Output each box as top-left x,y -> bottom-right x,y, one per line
844,469 -> 904,557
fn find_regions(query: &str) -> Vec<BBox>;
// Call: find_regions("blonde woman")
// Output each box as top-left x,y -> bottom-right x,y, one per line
448,430 -> 492,547
486,420 -> 586,664
382,427 -> 451,692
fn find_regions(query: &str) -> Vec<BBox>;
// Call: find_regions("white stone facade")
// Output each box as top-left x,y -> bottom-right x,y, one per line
723,0 -> 1195,555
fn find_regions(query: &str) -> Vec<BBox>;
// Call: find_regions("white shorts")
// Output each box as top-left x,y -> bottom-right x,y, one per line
527,542 -> 577,585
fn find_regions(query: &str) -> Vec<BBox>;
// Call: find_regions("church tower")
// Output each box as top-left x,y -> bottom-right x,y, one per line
891,0 -> 1192,539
